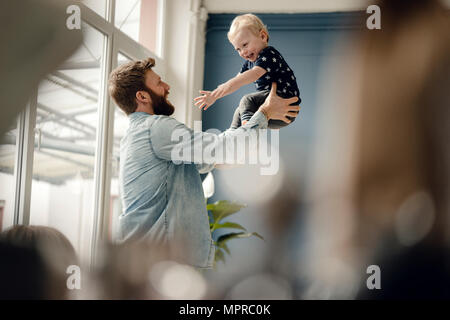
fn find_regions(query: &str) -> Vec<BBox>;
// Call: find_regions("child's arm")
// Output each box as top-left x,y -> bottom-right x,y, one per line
194,66 -> 266,110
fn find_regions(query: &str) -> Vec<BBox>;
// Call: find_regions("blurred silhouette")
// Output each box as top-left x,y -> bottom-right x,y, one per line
307,0 -> 450,299
0,0 -> 82,135
93,239 -> 209,299
225,175 -> 303,299
353,0 -> 450,299
0,225 -> 78,299
0,241 -> 46,299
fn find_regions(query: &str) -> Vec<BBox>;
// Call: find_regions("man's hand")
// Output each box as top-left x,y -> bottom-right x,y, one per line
259,82 -> 300,123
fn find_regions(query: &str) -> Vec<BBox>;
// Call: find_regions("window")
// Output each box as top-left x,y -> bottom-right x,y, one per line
115,0 -> 142,42
82,0 -> 107,18
0,123 -> 18,231
29,22 -> 105,262
108,53 -> 131,240
115,0 -> 162,55
0,200 -> 4,231
2,1 -> 162,266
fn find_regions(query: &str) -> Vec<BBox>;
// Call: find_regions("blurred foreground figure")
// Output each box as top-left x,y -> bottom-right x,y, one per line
92,240 -> 210,299
307,0 -> 450,299
0,225 -> 78,299
0,0 -> 82,135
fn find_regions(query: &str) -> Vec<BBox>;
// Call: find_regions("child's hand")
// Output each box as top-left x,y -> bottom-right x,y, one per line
194,90 -> 218,110
211,83 -> 230,100
194,83 -> 231,110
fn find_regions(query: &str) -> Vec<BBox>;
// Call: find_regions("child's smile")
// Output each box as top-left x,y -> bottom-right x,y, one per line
231,28 -> 268,62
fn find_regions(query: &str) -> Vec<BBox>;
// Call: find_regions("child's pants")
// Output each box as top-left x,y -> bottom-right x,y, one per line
229,90 -> 299,129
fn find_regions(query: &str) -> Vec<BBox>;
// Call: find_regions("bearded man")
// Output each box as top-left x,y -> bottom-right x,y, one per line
108,58 -> 299,268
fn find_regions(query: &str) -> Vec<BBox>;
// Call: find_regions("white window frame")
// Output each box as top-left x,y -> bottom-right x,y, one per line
10,0 -> 166,267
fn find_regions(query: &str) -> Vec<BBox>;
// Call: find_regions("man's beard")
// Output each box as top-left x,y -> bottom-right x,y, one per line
147,88 -> 175,116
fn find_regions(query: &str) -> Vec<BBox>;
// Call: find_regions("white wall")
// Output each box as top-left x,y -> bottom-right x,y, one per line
163,0 -> 189,124
162,0 -> 206,127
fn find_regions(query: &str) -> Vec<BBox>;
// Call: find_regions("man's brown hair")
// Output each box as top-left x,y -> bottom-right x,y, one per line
108,58 -> 155,115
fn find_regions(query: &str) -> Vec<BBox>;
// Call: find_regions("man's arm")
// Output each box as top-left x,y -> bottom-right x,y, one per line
194,66 -> 266,110
152,83 -> 300,169
149,111 -> 269,166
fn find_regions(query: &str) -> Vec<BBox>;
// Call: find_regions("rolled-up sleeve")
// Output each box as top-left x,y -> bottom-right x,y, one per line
149,111 -> 269,168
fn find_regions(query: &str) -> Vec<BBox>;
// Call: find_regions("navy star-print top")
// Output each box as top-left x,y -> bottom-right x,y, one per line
240,46 -> 301,103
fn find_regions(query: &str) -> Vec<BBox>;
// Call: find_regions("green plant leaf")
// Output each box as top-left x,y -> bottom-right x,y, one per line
218,242 -> 231,255
215,247 -> 226,265
211,222 -> 247,232
207,200 -> 246,224
216,232 -> 264,247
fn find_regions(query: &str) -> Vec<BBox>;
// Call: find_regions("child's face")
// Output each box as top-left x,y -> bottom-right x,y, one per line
230,28 -> 268,62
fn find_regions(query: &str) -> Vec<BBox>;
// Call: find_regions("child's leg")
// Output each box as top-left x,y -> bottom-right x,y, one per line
235,91 -> 300,129
238,91 -> 270,125
229,106 -> 242,129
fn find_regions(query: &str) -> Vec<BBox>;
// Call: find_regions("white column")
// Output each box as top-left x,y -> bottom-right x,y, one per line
164,0 -> 208,127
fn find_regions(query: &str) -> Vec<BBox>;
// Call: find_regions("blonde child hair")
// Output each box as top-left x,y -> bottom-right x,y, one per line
227,13 -> 270,42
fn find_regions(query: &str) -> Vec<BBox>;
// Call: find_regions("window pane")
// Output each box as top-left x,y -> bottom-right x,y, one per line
82,0 -> 107,18
115,0 -> 159,53
109,53 -> 132,240
0,122 -> 18,231
29,22 -> 105,263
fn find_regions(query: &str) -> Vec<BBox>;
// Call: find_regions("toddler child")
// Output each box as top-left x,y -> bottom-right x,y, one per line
194,13 -> 301,129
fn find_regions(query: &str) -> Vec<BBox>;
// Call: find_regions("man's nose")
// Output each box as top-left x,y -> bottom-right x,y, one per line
163,82 -> 170,91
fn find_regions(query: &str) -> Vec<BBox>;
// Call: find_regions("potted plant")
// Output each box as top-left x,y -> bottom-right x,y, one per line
202,172 -> 263,268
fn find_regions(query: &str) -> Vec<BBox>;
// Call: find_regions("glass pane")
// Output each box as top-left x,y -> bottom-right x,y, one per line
115,0 -> 159,53
0,122 -> 18,231
109,53 -> 132,240
29,22 -> 105,264
82,0 -> 107,18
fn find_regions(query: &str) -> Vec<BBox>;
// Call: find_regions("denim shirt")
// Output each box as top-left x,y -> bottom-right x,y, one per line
118,110 -> 268,268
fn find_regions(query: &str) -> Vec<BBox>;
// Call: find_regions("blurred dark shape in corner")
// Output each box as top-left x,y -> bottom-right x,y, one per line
217,173 -> 303,300
353,0 -> 450,299
307,0 -> 450,299
95,241 -> 174,299
0,242 -> 46,299
0,0 -> 82,136
0,225 -> 78,299
95,239 -> 209,299
263,174 -> 303,272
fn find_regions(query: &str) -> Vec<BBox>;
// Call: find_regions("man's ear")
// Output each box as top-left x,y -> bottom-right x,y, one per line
136,90 -> 150,104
